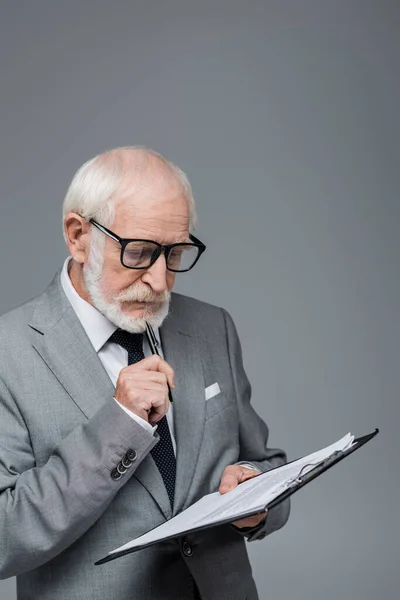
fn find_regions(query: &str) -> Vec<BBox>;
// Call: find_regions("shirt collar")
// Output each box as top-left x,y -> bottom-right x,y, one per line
60,257 -> 160,353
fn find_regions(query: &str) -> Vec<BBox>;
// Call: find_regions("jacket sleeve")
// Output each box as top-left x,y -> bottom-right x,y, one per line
0,378 -> 158,579
222,308 -> 291,541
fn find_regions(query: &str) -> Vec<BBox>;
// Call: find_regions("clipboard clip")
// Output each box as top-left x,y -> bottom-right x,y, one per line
287,451 -> 344,488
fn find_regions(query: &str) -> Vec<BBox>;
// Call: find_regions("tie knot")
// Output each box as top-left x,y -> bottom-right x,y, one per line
108,329 -> 144,355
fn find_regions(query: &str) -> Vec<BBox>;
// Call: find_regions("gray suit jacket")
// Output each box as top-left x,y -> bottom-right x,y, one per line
0,270 -> 290,600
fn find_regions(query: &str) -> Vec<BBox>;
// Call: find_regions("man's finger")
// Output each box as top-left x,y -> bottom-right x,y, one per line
130,355 -> 175,388
238,468 -> 260,483
232,510 -> 268,529
219,465 -> 260,494
123,371 -> 168,386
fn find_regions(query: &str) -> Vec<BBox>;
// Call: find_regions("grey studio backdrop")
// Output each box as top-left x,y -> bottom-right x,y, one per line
0,1 -> 398,599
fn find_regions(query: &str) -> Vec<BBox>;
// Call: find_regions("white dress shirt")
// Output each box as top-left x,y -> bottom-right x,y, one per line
60,257 -> 176,454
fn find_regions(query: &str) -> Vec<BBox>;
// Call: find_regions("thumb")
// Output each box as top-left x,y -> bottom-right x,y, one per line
219,472 -> 239,494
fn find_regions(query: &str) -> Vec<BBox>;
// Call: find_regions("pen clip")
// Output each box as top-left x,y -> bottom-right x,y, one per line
145,322 -> 159,355
145,321 -> 174,404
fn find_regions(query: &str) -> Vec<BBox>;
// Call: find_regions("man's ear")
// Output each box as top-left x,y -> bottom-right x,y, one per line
64,213 -> 91,264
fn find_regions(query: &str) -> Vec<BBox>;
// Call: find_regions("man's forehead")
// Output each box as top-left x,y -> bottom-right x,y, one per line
114,169 -> 185,204
114,191 -> 188,217
112,193 -> 190,240
105,151 -> 190,233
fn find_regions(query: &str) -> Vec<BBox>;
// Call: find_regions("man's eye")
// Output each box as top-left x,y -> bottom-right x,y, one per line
124,244 -> 156,265
170,248 -> 184,258
125,249 -> 145,260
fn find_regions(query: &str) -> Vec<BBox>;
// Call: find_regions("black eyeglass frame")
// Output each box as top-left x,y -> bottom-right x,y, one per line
89,219 -> 206,272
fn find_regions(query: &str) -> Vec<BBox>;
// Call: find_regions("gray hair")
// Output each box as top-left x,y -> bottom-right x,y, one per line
62,146 -> 197,243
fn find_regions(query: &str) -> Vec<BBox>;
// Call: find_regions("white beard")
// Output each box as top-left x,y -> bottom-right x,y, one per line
83,241 -> 171,334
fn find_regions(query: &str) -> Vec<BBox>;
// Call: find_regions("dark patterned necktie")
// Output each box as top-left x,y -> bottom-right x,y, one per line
109,328 -> 176,508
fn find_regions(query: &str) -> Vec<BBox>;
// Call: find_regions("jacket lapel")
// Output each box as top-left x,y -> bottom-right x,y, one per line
29,270 -> 115,420
160,303 -> 207,516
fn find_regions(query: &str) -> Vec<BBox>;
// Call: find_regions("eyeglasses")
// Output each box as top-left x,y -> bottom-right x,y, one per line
89,219 -> 206,272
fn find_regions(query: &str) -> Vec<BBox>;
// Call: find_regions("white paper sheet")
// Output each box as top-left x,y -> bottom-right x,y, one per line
107,432 -> 355,556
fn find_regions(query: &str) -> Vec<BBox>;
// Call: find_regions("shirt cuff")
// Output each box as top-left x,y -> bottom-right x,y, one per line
236,462 -> 262,473
113,398 -> 157,435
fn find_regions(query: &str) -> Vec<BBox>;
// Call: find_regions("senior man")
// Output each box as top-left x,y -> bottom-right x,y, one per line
0,147 -> 289,600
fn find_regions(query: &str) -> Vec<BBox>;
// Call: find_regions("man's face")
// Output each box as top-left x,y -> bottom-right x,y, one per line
83,173 -> 190,332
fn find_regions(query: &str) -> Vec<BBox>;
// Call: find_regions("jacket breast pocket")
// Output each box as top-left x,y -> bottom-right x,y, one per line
204,390 -> 235,420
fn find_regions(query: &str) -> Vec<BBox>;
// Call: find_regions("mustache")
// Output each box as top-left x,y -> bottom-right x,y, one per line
114,283 -> 170,304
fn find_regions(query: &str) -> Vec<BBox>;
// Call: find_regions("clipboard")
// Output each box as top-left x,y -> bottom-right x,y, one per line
95,428 -> 379,565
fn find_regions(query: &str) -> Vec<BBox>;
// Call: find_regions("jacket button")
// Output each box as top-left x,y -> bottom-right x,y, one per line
116,462 -> 127,475
126,449 -> 137,462
121,456 -> 132,469
111,468 -> 122,481
182,540 -> 193,557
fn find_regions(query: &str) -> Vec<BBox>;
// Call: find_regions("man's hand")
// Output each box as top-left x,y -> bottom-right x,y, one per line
219,465 -> 268,529
114,355 -> 175,425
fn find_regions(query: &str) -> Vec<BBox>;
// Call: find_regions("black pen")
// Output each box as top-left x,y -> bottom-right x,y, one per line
145,321 -> 174,404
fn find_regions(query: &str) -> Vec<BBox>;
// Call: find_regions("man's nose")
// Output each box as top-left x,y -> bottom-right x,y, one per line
141,253 -> 169,293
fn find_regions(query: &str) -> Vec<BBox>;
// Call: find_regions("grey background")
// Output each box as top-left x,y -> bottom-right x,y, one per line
0,1 -> 398,598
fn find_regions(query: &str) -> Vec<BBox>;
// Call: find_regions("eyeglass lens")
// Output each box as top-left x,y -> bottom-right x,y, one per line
123,242 -> 200,271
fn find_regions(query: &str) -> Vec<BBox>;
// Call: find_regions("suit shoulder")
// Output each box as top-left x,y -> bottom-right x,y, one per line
169,293 -> 234,339
0,297 -> 37,324
0,295 -> 39,340
170,292 -> 225,318
0,269 -> 62,338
